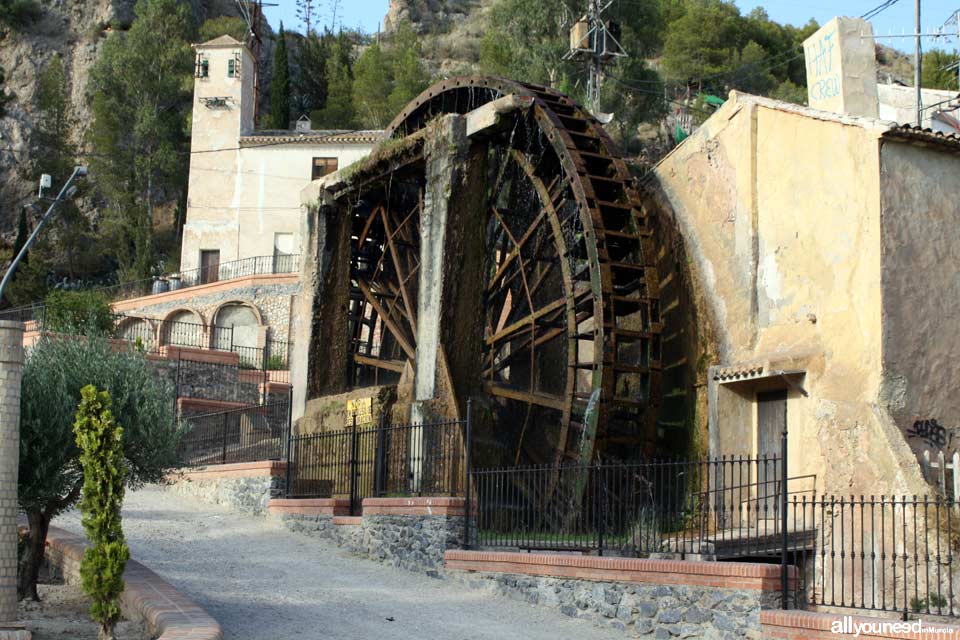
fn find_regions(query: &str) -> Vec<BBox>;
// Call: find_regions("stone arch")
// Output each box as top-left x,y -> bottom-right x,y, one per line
211,300 -> 263,351
116,316 -> 157,352
159,307 -> 206,348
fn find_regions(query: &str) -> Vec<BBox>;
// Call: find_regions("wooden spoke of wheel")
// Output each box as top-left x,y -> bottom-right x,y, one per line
356,280 -> 416,360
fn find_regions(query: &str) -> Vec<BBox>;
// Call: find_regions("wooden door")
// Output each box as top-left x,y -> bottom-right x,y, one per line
756,390 -> 786,519
200,250 -> 220,284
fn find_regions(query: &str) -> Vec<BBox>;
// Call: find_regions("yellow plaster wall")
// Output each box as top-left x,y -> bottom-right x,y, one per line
651,93 -> 926,496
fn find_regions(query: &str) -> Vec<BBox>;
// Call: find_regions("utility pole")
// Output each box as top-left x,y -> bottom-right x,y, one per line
0,167 -> 87,302
564,0 -> 627,116
915,0 -> 923,126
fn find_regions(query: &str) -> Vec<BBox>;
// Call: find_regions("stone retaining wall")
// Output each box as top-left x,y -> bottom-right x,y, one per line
167,461 -> 287,515
43,525 -> 222,640
445,551 -> 791,639
269,497 -> 470,574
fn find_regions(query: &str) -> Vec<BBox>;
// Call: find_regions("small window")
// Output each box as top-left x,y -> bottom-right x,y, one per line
227,58 -> 236,77
312,157 -> 338,180
196,56 -> 209,78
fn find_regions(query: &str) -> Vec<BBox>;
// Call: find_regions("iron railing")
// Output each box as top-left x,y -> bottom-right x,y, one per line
177,399 -> 292,467
469,456 -> 794,557
96,253 -> 300,302
786,494 -> 958,618
287,412 -> 470,514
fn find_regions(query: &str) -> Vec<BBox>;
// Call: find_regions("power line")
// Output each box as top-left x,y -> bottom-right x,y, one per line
862,0 -> 902,21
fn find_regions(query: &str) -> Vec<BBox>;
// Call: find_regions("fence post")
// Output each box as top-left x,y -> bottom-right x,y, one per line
597,467 -> 605,557
953,451 -> 960,508
285,397 -> 293,498
220,411 -> 228,465
349,412 -> 359,516
780,418 -> 789,609
374,412 -> 387,496
464,399 -> 473,549
938,450 -> 947,495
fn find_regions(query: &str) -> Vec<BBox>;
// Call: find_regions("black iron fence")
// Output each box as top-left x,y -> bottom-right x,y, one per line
287,411 -> 471,515
96,253 -> 300,302
177,399 -> 292,467
786,494 -> 958,618
469,456 -> 791,557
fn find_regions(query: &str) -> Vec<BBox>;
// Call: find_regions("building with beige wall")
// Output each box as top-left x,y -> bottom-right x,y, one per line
643,91 -> 960,501
181,35 -> 378,275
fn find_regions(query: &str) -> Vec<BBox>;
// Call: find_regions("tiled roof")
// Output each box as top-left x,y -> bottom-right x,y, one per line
239,130 -> 383,146
196,34 -> 243,48
882,124 -> 960,152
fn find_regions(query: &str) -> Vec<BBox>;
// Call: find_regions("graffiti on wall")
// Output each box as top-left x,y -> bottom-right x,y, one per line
805,29 -> 840,102
906,418 -> 958,450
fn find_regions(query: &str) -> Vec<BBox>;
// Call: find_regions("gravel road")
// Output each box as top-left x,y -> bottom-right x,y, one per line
54,486 -> 621,640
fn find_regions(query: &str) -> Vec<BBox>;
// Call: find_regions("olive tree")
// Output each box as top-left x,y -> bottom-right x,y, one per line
17,330 -> 180,600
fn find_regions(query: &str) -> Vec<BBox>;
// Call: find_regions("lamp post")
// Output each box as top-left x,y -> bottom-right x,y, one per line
0,166 -> 88,302
0,167 -> 85,621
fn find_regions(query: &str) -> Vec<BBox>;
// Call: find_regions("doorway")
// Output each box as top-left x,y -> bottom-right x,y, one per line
756,389 -> 786,519
200,250 -> 220,284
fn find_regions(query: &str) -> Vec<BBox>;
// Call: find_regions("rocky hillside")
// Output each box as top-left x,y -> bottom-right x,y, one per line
0,0 -> 254,243
383,0 -> 491,77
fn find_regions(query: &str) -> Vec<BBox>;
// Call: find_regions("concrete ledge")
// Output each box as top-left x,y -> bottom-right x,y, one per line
761,610 -> 960,639
170,460 -> 287,481
361,496 -> 471,517
445,550 -> 796,591
110,273 -> 297,312
175,398 -> 251,414
45,526 -> 222,640
332,516 -> 362,526
268,498 -> 350,516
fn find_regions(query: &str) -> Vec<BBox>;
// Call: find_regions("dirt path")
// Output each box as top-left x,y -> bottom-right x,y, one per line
54,486 -> 621,640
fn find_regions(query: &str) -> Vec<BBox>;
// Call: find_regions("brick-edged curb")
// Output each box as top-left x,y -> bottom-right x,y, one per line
168,460 -> 287,481
445,550 -> 797,591
761,609 -> 960,639
45,526 -> 222,640
361,497 -> 474,517
268,498 -> 351,516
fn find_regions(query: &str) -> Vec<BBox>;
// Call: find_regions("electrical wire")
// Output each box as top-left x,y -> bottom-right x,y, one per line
862,0 -> 902,21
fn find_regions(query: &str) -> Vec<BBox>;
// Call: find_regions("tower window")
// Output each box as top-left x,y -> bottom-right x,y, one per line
228,51 -> 241,78
312,157 -> 338,180
195,55 -> 209,78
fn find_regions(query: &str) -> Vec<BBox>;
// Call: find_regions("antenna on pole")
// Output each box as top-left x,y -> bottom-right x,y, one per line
563,0 -> 626,117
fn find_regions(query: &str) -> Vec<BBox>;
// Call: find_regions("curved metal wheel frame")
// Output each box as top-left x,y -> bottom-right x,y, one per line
354,76 -> 663,464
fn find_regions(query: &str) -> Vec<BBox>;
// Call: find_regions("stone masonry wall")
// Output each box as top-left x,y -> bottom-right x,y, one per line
117,280 -> 299,342
167,463 -> 287,515
274,511 -> 466,575
448,573 -> 770,639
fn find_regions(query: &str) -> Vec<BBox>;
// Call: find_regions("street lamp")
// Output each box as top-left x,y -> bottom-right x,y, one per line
0,166 -> 88,301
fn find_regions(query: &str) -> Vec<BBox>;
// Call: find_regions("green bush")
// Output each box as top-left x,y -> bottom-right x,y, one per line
0,0 -> 42,30
44,289 -> 114,335
265,354 -> 287,370
18,331 -> 179,601
74,386 -> 129,640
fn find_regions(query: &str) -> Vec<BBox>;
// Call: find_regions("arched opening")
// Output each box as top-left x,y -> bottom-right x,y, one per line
213,302 -> 262,365
117,317 -> 156,353
160,309 -> 205,347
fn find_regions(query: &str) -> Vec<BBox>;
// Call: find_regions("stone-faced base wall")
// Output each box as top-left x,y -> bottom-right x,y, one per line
269,497 -> 469,574
445,552 -> 791,639
167,461 -> 287,515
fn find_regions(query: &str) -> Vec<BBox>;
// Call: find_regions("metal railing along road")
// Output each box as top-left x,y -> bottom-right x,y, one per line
469,456 -> 791,557
287,409 -> 471,515
177,399 -> 292,467
786,494 -> 958,618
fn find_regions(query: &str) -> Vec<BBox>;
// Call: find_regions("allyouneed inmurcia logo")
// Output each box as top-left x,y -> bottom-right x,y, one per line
831,616 -> 958,637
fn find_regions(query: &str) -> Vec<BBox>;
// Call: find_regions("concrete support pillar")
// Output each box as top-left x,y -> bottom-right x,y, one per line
0,321 -> 24,622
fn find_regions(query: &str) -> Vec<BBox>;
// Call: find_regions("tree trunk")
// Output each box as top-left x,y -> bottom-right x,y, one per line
99,621 -> 116,640
17,510 -> 50,601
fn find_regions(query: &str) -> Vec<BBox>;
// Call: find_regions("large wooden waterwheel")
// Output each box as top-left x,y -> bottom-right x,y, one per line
333,76 -> 663,466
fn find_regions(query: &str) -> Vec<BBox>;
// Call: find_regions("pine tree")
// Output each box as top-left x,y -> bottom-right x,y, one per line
86,0 -> 193,280
294,30 -> 329,114
74,386 -> 129,640
352,41 -> 391,128
387,22 -> 429,120
311,32 -> 355,128
269,23 -> 291,129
